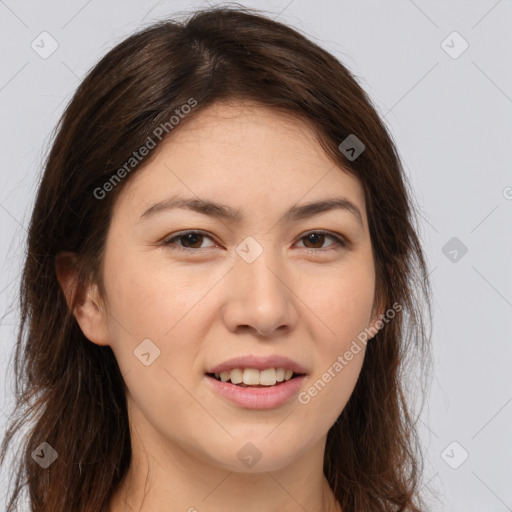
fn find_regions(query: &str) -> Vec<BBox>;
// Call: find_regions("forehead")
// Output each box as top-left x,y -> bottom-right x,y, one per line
113,101 -> 366,222
158,100 -> 332,165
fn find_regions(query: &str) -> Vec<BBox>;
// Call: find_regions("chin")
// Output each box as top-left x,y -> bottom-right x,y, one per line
202,437 -> 303,473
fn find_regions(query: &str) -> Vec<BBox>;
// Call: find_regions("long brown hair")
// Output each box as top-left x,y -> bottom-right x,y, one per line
1,4 -> 432,511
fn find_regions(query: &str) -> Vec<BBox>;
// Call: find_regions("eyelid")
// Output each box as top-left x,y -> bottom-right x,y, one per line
161,229 -> 219,251
161,229 -> 348,252
295,229 -> 347,249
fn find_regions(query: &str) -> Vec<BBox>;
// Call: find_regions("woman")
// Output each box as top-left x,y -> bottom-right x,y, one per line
1,5 -> 432,511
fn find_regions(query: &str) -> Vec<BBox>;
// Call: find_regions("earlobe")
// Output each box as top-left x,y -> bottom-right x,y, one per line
367,298 -> 387,341
367,312 -> 384,341
55,251 -> 110,347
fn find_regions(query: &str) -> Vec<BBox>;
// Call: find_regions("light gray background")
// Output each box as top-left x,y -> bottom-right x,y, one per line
1,1 -> 511,510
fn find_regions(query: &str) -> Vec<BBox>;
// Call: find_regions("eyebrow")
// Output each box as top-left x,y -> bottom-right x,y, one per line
138,195 -> 363,227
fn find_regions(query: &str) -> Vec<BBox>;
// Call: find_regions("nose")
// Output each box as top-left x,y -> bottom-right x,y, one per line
221,249 -> 299,338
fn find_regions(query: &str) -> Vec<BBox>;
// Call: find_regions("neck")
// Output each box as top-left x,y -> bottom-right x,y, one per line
109,398 -> 341,512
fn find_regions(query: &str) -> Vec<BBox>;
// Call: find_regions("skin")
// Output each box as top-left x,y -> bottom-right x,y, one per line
56,101 -> 384,512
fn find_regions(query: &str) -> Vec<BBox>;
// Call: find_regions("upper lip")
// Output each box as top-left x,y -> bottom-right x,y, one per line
206,355 -> 308,375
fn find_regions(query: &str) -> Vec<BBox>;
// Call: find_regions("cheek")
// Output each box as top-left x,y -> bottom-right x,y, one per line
100,257 -> 211,434
298,264 -> 374,413
103,249 -> 207,339
305,263 -> 375,347
298,280 -> 371,431
301,351 -> 365,437
101,251 -> 219,387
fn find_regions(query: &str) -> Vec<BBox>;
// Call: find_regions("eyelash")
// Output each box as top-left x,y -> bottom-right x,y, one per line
161,230 -> 347,255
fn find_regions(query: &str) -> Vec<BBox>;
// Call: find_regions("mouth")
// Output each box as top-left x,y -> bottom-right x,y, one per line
204,367 -> 307,409
205,369 -> 306,388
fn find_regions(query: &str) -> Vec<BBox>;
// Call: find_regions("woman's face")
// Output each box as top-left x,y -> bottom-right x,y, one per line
88,101 -> 382,473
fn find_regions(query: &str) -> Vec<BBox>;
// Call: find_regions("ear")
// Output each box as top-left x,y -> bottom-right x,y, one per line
55,251 -> 110,346
366,294 -> 388,341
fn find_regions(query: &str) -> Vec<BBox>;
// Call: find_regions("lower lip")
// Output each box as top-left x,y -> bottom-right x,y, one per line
204,374 -> 306,409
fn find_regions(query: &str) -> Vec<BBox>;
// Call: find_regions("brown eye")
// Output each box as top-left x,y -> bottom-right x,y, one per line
177,232 -> 204,248
162,231 -> 217,251
302,232 -> 326,249
297,231 -> 346,251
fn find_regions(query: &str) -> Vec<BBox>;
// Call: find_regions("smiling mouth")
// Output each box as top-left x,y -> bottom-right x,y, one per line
205,372 -> 304,387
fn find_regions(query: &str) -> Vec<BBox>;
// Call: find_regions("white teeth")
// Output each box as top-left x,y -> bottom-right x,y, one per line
213,367 -> 297,386
243,368 -> 260,385
230,368 -> 243,384
256,368 -> 276,386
